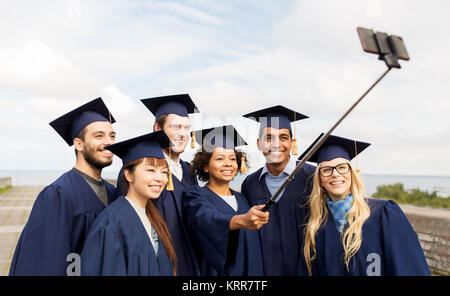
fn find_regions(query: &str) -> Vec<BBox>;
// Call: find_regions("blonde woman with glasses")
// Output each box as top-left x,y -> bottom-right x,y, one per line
299,134 -> 430,276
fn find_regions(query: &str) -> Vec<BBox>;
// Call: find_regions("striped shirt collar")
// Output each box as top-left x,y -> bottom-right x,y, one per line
259,156 -> 297,180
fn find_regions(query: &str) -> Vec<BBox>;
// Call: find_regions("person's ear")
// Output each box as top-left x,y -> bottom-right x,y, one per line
124,169 -> 134,184
73,138 -> 84,154
203,166 -> 209,173
256,138 -> 262,152
153,122 -> 162,132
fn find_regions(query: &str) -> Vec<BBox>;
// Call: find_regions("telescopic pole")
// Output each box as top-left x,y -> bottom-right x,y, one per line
262,67 -> 392,212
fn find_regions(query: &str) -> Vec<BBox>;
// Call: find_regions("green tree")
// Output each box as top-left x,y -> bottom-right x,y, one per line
372,183 -> 449,209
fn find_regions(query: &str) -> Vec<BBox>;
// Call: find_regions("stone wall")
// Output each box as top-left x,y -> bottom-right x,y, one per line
400,204 -> 450,275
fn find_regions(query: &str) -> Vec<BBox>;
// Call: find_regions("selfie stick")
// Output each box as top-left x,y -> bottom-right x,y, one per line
262,28 -> 408,212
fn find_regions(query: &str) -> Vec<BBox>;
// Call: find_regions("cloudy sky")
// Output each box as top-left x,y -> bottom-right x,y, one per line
0,0 -> 449,177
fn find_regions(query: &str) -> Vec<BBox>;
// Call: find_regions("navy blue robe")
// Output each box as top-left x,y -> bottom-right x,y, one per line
299,198 -> 430,276
183,185 -> 264,276
240,162 -> 315,275
81,197 -> 173,276
152,160 -> 200,276
9,169 -> 119,276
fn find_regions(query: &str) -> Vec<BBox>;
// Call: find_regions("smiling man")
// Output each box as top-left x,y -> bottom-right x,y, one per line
241,105 -> 315,276
140,94 -> 201,276
9,98 -> 119,276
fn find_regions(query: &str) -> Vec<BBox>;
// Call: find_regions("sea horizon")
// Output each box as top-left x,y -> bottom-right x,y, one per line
1,169 -> 450,197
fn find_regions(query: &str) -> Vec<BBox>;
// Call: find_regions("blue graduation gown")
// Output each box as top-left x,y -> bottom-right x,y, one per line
80,197 -> 173,276
9,169 -> 119,276
240,162 -> 315,275
152,160 -> 201,276
299,198 -> 430,276
182,185 -> 264,276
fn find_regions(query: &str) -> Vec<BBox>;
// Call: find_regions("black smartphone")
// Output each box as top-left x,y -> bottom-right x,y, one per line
357,27 -> 409,61
388,34 -> 410,61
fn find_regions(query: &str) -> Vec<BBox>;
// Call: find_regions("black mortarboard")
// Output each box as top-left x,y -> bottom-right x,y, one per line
242,105 -> 308,132
49,97 -> 115,146
104,130 -> 171,167
140,94 -> 199,119
299,133 -> 371,164
194,125 -> 247,152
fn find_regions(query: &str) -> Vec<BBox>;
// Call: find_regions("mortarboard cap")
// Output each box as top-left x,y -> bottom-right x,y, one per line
299,133 -> 371,164
141,94 -> 199,119
49,97 -> 115,146
242,105 -> 308,132
194,125 -> 247,152
104,130 -> 171,167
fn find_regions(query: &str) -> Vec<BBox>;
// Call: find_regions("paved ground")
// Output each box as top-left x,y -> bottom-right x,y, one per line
400,203 -> 450,219
0,186 -> 43,276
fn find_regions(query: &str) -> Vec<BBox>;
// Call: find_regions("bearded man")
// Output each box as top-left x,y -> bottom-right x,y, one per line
9,98 -> 119,276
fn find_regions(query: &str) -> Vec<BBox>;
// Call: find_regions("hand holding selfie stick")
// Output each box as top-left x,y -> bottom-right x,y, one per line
262,27 -> 410,212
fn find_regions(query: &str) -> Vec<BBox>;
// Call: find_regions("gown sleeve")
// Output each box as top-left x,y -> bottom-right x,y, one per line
381,201 -> 431,275
182,187 -> 236,273
81,223 -> 127,276
9,185 -> 73,276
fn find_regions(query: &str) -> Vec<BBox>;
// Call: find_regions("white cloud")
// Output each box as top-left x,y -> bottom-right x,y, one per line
158,0 -> 450,176
144,1 -> 224,25
0,39 -> 99,98
0,0 -> 449,177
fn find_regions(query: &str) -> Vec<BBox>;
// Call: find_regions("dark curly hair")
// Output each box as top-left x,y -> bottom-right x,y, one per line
190,149 -> 249,182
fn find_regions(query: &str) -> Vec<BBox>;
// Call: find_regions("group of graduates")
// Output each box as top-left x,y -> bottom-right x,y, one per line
9,94 -> 430,276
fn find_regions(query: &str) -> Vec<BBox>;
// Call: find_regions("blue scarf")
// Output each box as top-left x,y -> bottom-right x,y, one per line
326,193 -> 354,233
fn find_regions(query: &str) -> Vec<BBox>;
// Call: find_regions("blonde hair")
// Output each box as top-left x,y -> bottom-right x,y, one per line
303,163 -> 370,275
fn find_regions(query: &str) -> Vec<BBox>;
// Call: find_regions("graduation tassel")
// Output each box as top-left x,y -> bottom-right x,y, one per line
240,155 -> 247,174
354,141 -> 361,174
190,131 -> 196,148
166,170 -> 174,191
291,138 -> 299,155
237,130 -> 247,174
291,112 -> 299,155
166,146 -> 174,191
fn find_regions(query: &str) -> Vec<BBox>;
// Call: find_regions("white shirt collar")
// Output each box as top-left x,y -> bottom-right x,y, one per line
163,152 -> 183,181
124,196 -> 159,252
259,156 -> 297,180
124,196 -> 146,215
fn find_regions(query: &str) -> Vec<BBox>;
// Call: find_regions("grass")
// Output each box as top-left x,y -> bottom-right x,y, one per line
0,186 -> 12,195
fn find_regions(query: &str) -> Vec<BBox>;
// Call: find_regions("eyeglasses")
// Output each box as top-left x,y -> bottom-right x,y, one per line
319,163 -> 351,177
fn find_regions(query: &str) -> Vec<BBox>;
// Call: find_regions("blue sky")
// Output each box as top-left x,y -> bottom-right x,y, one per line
0,0 -> 449,176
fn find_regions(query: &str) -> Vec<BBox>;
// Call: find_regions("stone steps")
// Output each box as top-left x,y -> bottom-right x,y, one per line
0,186 -> 42,276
